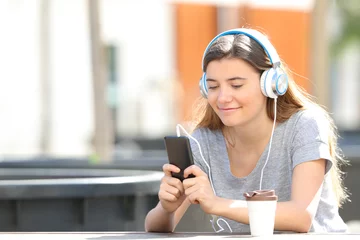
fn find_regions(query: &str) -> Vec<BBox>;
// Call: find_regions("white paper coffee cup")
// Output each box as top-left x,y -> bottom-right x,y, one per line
244,190 -> 278,237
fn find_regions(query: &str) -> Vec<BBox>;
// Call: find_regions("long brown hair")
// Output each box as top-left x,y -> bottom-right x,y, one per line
192,33 -> 349,207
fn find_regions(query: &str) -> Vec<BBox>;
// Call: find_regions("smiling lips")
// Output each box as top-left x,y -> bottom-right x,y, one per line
218,107 -> 241,113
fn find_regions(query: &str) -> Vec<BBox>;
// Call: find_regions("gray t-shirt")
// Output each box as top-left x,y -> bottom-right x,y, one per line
189,109 -> 347,233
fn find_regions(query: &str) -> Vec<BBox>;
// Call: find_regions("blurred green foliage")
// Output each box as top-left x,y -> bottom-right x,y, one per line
331,0 -> 360,56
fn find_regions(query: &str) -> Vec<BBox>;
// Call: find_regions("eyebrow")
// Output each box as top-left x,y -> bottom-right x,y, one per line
206,77 -> 247,82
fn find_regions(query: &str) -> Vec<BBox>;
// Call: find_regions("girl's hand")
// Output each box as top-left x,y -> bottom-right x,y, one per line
183,165 -> 218,214
158,163 -> 186,213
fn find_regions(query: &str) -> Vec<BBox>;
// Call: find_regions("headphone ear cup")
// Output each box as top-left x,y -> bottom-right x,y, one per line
260,68 -> 274,97
261,68 -> 278,99
260,69 -> 275,98
261,68 -> 288,99
199,73 -> 208,98
273,68 -> 288,96
260,70 -> 268,97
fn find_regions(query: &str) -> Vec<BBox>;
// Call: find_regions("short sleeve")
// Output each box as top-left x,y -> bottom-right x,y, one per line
290,110 -> 333,175
189,128 -> 210,175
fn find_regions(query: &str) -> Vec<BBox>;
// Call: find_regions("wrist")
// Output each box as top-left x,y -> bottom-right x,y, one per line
211,198 -> 248,216
159,202 -> 176,216
209,196 -> 227,215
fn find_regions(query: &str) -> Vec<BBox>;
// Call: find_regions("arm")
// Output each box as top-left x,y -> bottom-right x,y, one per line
145,164 -> 191,232
210,159 -> 326,233
145,197 -> 191,232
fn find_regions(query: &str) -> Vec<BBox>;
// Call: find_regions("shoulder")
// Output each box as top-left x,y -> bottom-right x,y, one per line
284,107 -> 333,156
191,127 -> 222,141
288,107 -> 331,135
190,127 -> 224,155
287,108 -> 334,173
291,107 -> 328,124
189,127 -> 224,173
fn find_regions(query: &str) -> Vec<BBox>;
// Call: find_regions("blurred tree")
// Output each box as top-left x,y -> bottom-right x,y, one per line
332,0 -> 360,56
88,0 -> 114,162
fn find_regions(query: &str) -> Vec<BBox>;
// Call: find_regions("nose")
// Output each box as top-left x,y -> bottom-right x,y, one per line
217,87 -> 232,103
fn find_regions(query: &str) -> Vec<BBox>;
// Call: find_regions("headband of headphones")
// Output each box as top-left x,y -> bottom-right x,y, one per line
201,28 -> 281,71
199,28 -> 288,99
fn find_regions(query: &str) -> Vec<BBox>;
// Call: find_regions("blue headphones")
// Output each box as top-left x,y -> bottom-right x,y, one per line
199,28 -> 288,99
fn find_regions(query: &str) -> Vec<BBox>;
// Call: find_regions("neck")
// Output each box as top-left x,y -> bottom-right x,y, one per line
225,112 -> 275,150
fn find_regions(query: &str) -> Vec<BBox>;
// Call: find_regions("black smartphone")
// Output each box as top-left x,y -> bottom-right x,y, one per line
164,136 -> 195,181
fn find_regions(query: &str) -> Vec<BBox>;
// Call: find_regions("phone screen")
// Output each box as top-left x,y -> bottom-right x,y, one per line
164,136 -> 195,181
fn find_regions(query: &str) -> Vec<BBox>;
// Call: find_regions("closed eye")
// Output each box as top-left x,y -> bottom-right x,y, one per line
232,85 -> 243,89
208,86 -> 218,90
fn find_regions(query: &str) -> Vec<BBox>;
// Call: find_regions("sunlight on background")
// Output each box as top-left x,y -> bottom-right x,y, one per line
0,0 -> 359,232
